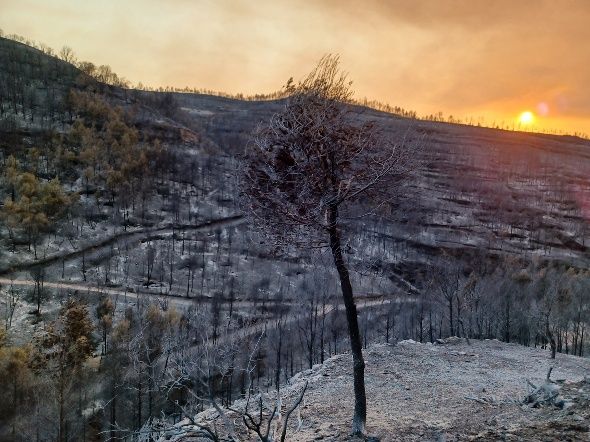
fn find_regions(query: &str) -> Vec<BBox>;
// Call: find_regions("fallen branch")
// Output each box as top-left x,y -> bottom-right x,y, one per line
523,367 -> 564,409
280,381 -> 308,442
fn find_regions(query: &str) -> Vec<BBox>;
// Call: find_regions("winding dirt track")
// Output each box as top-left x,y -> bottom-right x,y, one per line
0,276 -> 409,353
0,215 -> 245,276
0,212 -> 415,347
0,277 -> 411,309
0,277 -> 192,305
206,296 -> 403,349
0,214 -> 246,308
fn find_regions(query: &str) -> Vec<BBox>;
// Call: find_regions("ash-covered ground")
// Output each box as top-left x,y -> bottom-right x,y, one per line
176,339 -> 590,442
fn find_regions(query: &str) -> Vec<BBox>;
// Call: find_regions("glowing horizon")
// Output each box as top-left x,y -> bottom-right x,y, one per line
1,0 -> 589,136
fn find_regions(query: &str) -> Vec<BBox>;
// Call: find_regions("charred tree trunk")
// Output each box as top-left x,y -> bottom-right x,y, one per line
448,296 -> 454,336
327,205 -> 366,436
546,315 -> 556,359
58,371 -> 65,442
110,384 -> 117,442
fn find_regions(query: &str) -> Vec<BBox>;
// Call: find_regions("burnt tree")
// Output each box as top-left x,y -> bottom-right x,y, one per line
242,55 -> 415,436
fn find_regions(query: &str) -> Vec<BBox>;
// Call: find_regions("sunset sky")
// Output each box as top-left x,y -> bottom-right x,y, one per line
2,0 -> 589,135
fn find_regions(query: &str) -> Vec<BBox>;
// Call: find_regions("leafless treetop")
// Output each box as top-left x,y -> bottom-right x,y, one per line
242,55 -> 417,249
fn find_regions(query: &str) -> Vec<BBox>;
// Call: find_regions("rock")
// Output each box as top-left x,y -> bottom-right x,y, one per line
436,336 -> 466,345
399,339 -> 418,345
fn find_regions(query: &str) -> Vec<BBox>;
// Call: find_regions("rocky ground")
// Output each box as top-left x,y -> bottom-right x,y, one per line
182,338 -> 590,441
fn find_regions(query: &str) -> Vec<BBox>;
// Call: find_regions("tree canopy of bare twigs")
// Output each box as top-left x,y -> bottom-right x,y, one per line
242,54 -> 415,250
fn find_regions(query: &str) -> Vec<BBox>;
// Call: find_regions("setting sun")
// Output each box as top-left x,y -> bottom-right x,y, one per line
519,111 -> 535,125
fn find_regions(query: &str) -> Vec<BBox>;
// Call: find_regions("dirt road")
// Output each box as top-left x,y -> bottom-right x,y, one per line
0,215 -> 245,276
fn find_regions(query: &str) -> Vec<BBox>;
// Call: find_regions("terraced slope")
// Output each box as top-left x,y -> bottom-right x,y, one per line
176,93 -> 590,275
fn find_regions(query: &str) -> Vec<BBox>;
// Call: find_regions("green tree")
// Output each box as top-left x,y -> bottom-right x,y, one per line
30,299 -> 95,442
2,172 -> 73,257
96,296 -> 114,354
3,155 -> 19,201
0,344 -> 33,441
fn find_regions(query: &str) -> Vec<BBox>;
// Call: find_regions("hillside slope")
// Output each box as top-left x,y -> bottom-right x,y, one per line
176,93 -> 590,269
169,339 -> 590,441
3,34 -> 590,294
